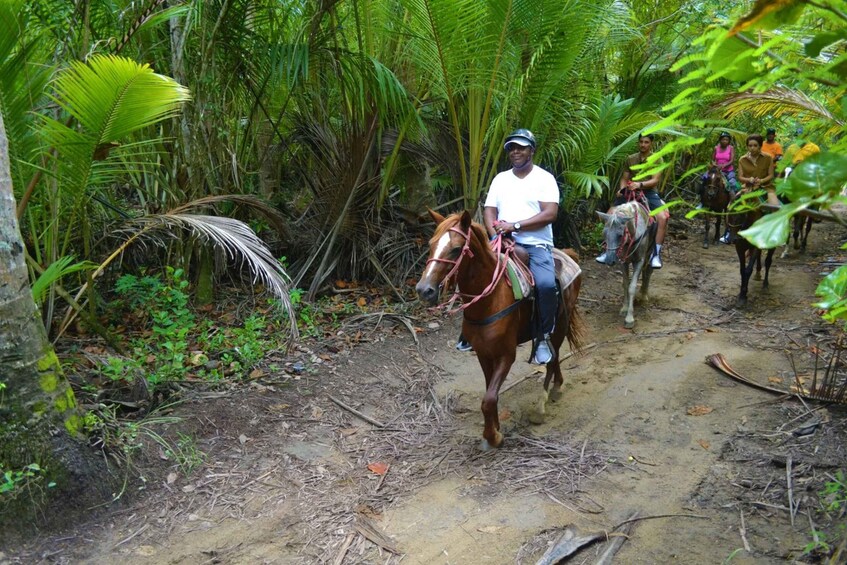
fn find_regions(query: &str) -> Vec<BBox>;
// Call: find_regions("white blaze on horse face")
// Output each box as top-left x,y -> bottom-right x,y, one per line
423,231 -> 452,280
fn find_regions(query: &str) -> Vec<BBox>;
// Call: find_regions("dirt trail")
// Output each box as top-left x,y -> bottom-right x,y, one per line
5,218 -> 847,564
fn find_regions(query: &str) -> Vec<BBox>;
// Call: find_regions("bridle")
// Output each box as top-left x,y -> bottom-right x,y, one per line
424,224 -> 525,317
605,203 -> 650,263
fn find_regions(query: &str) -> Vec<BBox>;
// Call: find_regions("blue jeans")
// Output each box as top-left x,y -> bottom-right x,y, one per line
520,243 -> 557,335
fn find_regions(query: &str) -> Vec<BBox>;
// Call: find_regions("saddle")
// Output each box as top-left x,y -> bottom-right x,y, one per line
493,237 -> 581,302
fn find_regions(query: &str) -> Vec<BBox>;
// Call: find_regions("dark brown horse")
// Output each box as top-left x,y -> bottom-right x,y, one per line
415,210 -> 584,449
780,212 -> 815,258
701,166 -> 731,249
727,207 -> 776,306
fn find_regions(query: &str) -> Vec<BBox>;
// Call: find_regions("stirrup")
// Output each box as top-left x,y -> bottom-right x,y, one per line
533,336 -> 553,365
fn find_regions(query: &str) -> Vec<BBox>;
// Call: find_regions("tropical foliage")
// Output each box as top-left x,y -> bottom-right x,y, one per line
651,0 -> 847,325
16,0 -> 847,329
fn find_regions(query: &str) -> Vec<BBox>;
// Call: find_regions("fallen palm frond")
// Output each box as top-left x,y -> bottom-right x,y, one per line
56,212 -> 297,344
706,349 -> 847,405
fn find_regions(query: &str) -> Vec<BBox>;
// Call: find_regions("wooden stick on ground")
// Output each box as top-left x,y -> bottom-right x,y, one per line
332,532 -> 356,565
739,509 -> 752,552
594,511 -> 639,565
787,456 -> 796,527
328,396 -> 386,428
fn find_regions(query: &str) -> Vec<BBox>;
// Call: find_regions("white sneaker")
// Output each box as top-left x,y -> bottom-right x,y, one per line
695,203 -> 703,210
719,232 -> 730,244
595,252 -> 607,263
650,253 -> 663,269
533,337 -> 553,365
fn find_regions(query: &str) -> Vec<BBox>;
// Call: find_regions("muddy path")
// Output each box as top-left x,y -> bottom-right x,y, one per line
5,217 -> 847,564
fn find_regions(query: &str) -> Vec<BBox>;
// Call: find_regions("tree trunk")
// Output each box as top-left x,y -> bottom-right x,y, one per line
0,110 -> 108,525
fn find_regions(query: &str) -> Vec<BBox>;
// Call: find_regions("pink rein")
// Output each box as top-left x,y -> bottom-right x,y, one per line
423,226 -> 526,313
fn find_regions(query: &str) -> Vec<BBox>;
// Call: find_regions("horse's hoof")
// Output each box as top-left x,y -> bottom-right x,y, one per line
736,297 -> 747,308
753,273 -> 762,281
549,386 -> 564,402
624,320 -> 635,329
702,242 -> 709,249
619,308 -> 628,316
637,294 -> 649,306
794,241 -> 800,250
528,410 -> 545,425
480,431 -> 504,450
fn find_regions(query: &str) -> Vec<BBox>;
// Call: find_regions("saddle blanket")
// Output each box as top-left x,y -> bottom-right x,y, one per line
502,249 -> 581,301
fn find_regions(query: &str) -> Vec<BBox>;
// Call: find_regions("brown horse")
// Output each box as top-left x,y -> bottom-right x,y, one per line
780,211 -> 815,258
727,207 -> 776,306
701,166 -> 731,249
415,210 -> 584,449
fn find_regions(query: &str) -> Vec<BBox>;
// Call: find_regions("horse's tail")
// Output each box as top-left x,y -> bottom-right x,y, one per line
559,248 -> 586,353
565,277 -> 587,353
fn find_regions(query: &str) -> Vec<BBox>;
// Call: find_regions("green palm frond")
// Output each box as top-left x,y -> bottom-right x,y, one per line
0,0 -> 54,190
31,256 -> 97,306
35,54 -> 190,255
49,54 -> 191,142
716,86 -> 840,125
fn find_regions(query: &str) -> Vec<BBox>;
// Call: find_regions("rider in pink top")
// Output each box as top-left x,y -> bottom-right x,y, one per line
700,131 -> 737,203
712,132 -> 737,194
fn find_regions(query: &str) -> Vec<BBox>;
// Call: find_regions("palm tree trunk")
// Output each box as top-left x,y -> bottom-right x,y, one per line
0,110 -> 106,521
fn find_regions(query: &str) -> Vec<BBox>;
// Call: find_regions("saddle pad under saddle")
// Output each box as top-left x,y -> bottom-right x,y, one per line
552,249 -> 582,291
502,256 -> 533,301
501,250 -> 582,301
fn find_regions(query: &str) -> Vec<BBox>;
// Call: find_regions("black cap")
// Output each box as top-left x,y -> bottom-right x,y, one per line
719,131 -> 731,139
504,129 -> 536,150
766,128 -> 776,135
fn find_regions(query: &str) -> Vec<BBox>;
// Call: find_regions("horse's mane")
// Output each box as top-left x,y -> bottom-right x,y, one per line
612,201 -> 643,221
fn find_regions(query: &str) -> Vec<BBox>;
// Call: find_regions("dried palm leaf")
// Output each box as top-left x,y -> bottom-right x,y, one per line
707,350 -> 847,405
56,213 -> 297,345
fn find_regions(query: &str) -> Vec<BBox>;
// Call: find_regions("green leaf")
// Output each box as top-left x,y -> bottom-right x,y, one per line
738,201 -> 806,248
815,266 -> 847,323
786,153 -> 847,200
709,36 -> 756,82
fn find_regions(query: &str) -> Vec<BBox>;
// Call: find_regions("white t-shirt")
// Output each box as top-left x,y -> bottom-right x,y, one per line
483,164 -> 559,246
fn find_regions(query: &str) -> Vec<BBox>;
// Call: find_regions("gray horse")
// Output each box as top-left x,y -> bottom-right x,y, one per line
597,201 -> 657,329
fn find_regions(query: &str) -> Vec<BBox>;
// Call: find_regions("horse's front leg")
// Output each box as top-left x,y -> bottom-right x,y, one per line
479,354 -> 512,450
714,214 -> 722,245
737,246 -> 755,306
702,213 -> 710,249
753,249 -> 763,281
624,260 -> 643,329
620,263 -> 631,316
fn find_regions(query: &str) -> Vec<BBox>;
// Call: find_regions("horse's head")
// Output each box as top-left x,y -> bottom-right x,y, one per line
416,209 -> 478,305
596,208 -> 626,266
704,166 -> 726,200
597,202 -> 646,266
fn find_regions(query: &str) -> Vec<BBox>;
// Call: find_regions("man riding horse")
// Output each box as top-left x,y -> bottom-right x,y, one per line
596,133 -> 668,269
459,128 -> 560,365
